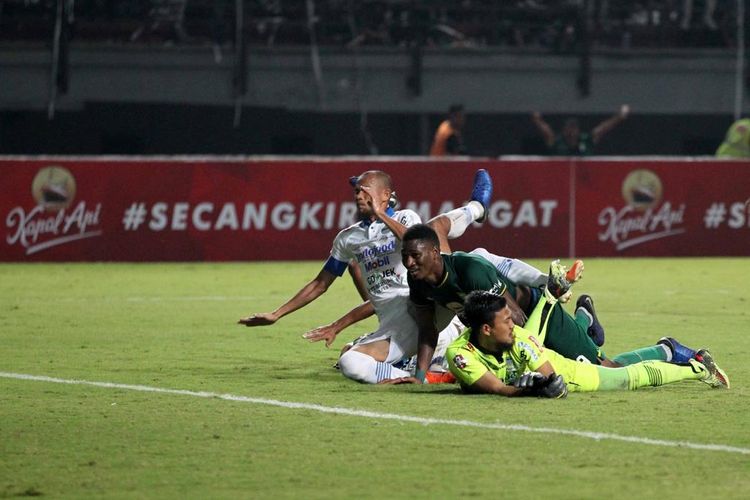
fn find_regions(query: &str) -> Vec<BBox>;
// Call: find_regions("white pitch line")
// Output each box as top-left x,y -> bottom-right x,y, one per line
17,296 -> 258,304
124,296 -> 257,303
2,371 -> 748,456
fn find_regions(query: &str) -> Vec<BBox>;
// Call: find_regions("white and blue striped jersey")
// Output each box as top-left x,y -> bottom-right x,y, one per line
323,208 -> 421,313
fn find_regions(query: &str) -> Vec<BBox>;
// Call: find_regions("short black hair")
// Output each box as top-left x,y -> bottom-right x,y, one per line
403,224 -> 440,248
449,104 -> 464,115
463,291 -> 507,332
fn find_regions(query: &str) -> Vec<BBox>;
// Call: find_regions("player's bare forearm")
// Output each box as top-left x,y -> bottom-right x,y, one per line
376,214 -> 408,241
536,361 -> 553,376
302,324 -> 338,347
414,305 -> 438,377
303,299 -> 374,346
470,371 -> 525,397
347,262 -> 369,302
503,290 -> 527,327
239,269 -> 335,327
330,301 -> 375,332
360,185 -> 408,239
416,335 -> 437,372
272,279 -> 327,318
414,336 -> 436,385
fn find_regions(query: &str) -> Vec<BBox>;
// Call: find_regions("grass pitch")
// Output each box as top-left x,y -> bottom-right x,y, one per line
1,259 -> 749,499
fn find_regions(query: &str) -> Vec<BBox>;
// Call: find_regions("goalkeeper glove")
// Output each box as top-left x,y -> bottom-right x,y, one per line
537,373 -> 568,399
513,372 -> 545,390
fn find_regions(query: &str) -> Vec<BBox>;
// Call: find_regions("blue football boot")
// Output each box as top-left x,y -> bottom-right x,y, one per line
576,294 -> 605,347
470,169 -> 493,222
657,336 -> 698,363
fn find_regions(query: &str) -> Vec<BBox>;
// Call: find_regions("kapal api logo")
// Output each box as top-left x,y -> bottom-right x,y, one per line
598,169 -> 685,251
5,166 -> 103,255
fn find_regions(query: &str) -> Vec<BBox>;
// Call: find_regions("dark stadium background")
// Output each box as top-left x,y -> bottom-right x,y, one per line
0,0 -> 746,156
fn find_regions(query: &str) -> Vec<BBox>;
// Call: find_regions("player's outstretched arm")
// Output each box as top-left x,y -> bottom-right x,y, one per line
303,300 -> 376,347
347,261 -> 369,302
375,304 -> 438,384
468,361 -> 560,397
238,269 -> 337,327
469,371 -> 526,396
413,303 -> 438,383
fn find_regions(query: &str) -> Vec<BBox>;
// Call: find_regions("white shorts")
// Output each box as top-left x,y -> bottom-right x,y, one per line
356,295 -> 464,364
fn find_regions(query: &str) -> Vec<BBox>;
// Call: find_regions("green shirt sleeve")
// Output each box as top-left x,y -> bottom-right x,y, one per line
453,253 -> 508,296
446,343 -> 489,387
510,326 -> 549,372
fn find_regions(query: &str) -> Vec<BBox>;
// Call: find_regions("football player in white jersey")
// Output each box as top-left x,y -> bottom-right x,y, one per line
240,169 -> 492,383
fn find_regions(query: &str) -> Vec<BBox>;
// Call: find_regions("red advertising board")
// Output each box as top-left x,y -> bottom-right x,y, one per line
574,159 -> 750,256
2,157 -> 748,261
0,158 -> 571,261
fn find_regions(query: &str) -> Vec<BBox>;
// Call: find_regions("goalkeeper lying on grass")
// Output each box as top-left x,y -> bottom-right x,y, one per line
442,290 -> 729,397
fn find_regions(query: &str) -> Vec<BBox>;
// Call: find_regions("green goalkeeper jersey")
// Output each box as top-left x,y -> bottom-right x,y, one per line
446,325 -> 600,392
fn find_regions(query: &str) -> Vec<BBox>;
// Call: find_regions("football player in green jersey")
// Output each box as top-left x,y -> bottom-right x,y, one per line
399,224 -> 606,383
446,291 -> 729,396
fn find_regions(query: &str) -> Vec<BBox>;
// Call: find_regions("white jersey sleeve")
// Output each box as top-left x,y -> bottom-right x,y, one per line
392,209 -> 422,229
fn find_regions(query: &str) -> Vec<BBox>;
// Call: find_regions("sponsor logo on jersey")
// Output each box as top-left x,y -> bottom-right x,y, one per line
354,239 -> 396,263
453,354 -> 468,369
489,281 -> 507,296
364,255 -> 390,271
528,334 -> 544,351
517,341 -> 539,362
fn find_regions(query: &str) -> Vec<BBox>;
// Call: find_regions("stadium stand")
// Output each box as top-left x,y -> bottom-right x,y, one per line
0,0 -> 739,49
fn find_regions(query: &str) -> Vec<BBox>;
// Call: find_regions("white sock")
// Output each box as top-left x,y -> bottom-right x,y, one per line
445,202 -> 484,239
576,306 -> 594,328
338,350 -> 411,384
659,344 -> 672,362
502,258 -> 547,287
470,248 -> 547,287
465,200 -> 485,221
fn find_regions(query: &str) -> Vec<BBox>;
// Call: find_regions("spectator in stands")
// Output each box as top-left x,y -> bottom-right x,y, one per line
430,104 -> 467,156
130,0 -> 188,43
681,0 -> 717,30
531,105 -> 630,156
716,118 -> 750,158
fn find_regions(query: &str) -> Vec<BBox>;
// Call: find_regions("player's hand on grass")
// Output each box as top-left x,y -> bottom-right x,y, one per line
377,377 -> 423,385
238,312 -> 278,327
302,324 -> 339,347
537,373 -> 568,399
513,372 -> 545,390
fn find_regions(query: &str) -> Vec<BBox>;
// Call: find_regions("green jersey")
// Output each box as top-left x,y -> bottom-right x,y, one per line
446,325 -> 600,392
407,252 -> 516,314
553,132 -> 595,156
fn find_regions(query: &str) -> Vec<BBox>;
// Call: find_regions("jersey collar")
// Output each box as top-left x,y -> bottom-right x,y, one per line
470,329 -> 506,358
